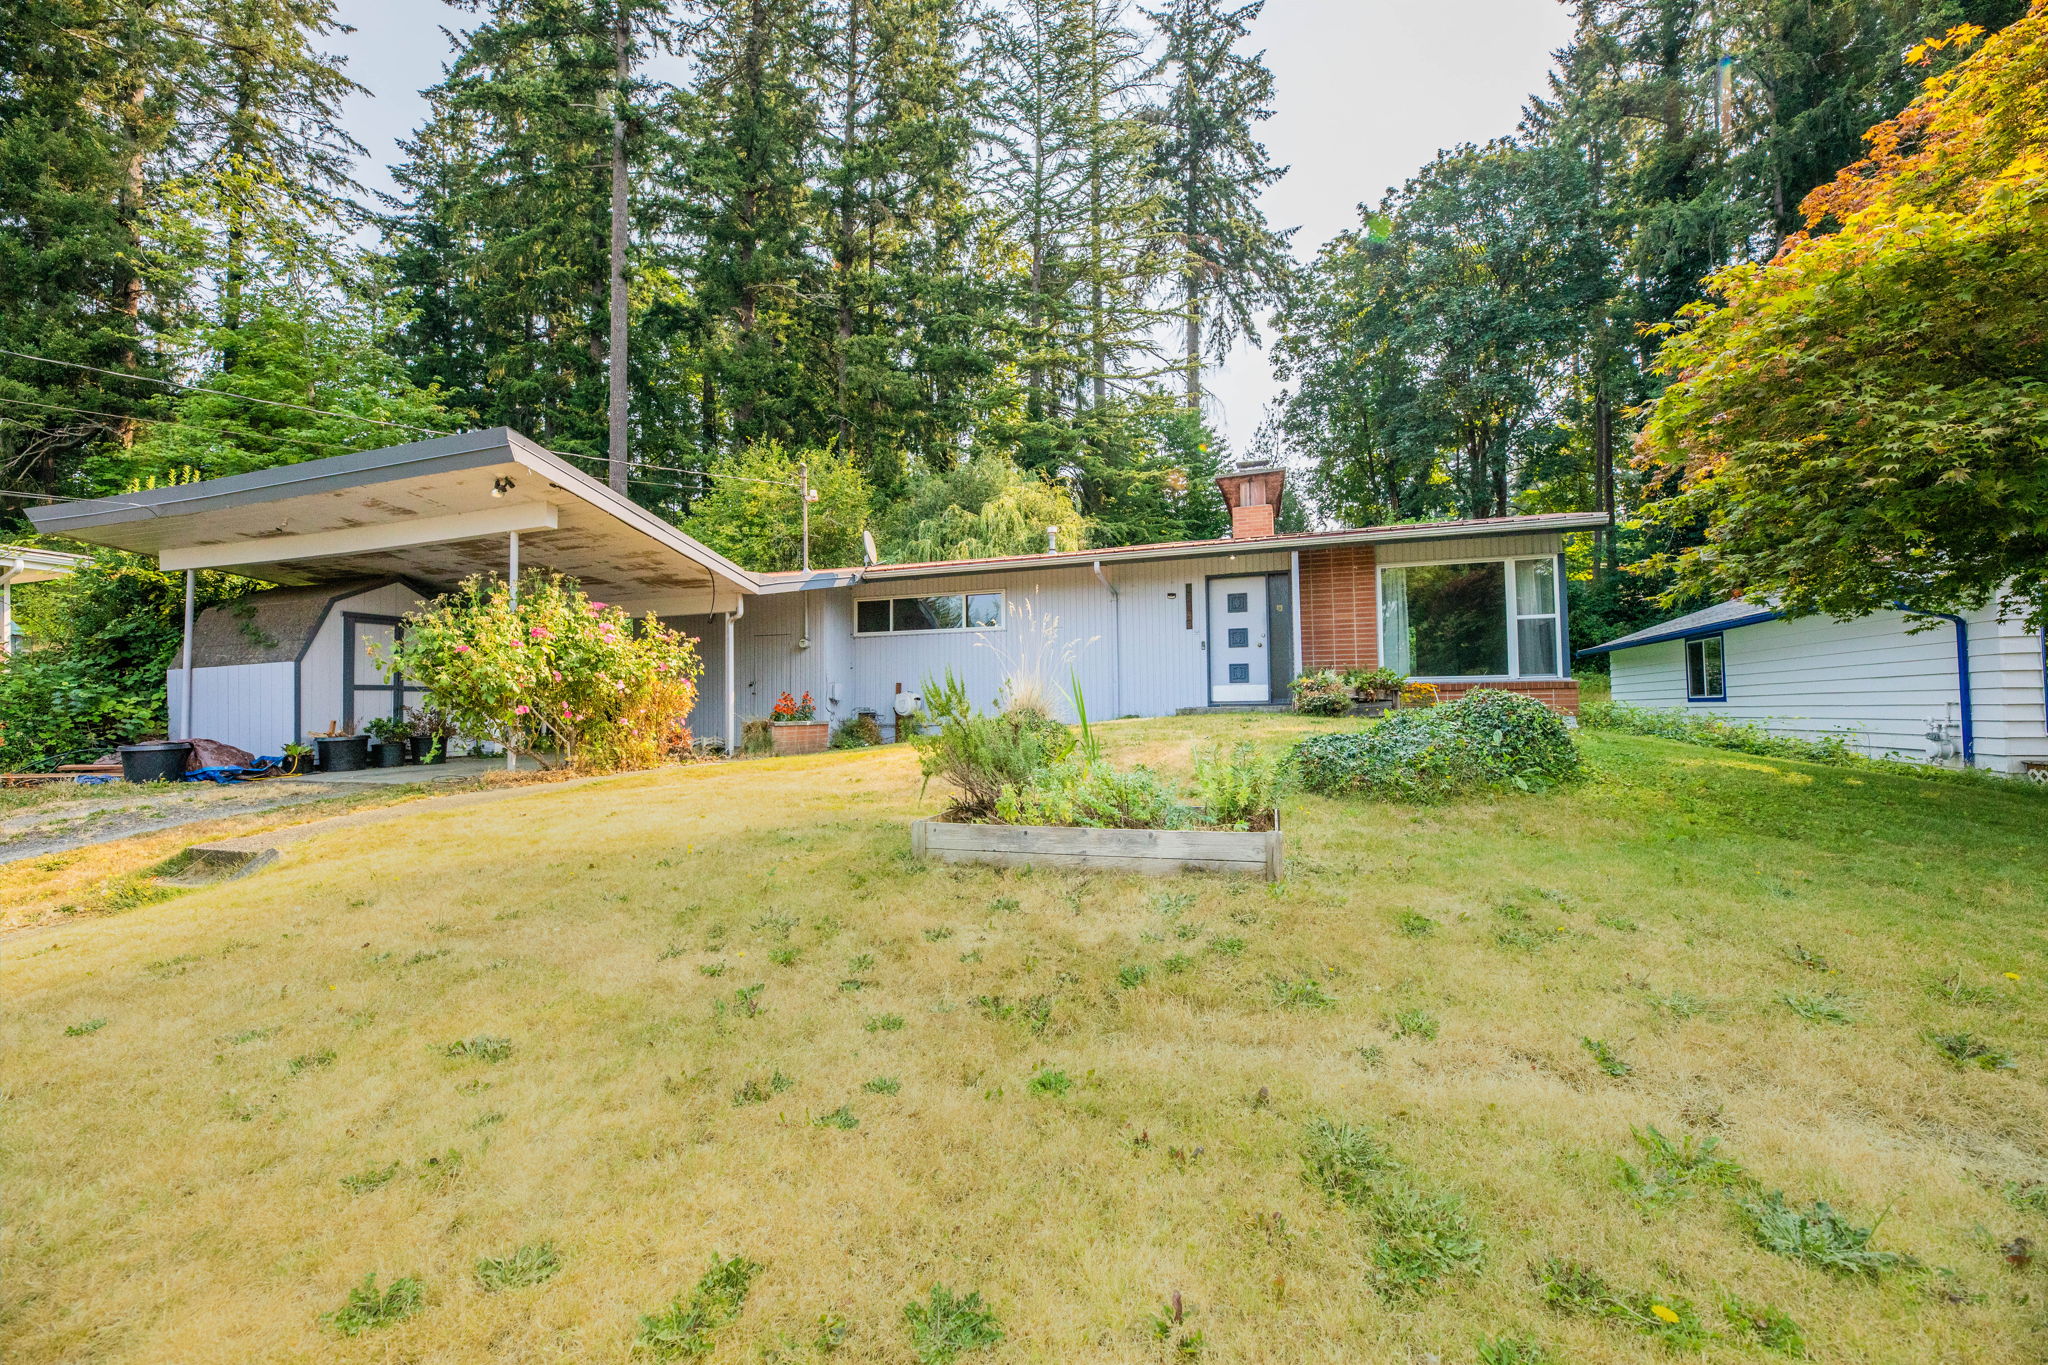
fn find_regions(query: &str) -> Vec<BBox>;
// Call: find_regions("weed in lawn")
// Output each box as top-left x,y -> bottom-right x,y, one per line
416,1148 -> 465,1187
986,896 -> 1019,914
470,1110 -> 504,1129
1269,975 -> 1335,1010
1722,1297 -> 1806,1355
1354,1045 -> 1385,1069
658,944 -> 688,961
733,1071 -> 796,1106
322,1273 -> 424,1336
1581,1037 -> 1632,1077
1173,920 -> 1204,941
699,962 -> 727,977
224,1025 -> 276,1044
813,1105 -> 859,1129
1786,943 -> 1833,973
1152,891 -> 1196,917
1161,953 -> 1194,974
2003,1180 -> 2048,1215
1739,1192 -> 1917,1276
1926,1030 -> 2015,1070
1493,925 -> 1551,952
923,927 -> 954,942
63,1018 -> 107,1036
287,1048 -> 336,1076
1117,963 -> 1150,989
1493,903 -> 1531,923
1780,990 -> 1858,1024
1393,1008 -> 1439,1041
1534,1258 -> 1709,1348
145,953 -> 201,977
443,1035 -> 512,1062
1616,1126 -> 1747,1208
1028,1068 -> 1073,1097
718,984 -> 766,1019
339,1162 -> 400,1194
753,913 -> 797,937
635,1253 -> 761,1361
1396,912 -> 1436,937
1148,1293 -> 1204,1359
1301,1119 -> 1482,1295
1643,988 -> 1711,1020
957,949 -> 982,964
863,1076 -> 900,1095
847,953 -> 875,973
1596,914 -> 1639,932
1476,1335 -> 1555,1365
768,948 -> 799,967
475,1241 -> 561,1292
403,949 -> 448,966
1207,936 -> 1245,956
865,1013 -> 905,1032
903,1285 -> 1003,1363
1928,973 -> 2006,1007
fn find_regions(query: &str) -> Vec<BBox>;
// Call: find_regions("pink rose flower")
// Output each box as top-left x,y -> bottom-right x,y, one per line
514,704 -> 530,715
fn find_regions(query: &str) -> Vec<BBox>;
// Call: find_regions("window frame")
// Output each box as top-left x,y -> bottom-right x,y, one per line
1685,633 -> 1727,702
1375,553 -> 1567,682
852,590 -> 1007,637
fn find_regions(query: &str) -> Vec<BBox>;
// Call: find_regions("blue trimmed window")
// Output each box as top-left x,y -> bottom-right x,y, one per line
1685,634 -> 1726,702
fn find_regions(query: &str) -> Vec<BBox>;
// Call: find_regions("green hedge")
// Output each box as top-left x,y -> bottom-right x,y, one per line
1294,688 -> 1582,801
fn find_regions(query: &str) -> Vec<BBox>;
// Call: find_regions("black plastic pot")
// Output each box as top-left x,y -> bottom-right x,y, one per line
119,741 -> 192,784
371,740 -> 406,768
407,735 -> 441,764
315,734 -> 370,772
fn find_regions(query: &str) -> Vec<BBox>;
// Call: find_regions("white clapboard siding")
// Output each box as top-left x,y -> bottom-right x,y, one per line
1608,606 -> 2048,771
912,819 -> 1282,880
298,582 -> 428,738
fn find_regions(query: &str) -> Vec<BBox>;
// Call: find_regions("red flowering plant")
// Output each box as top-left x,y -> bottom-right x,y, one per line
382,570 -> 702,772
771,691 -> 817,723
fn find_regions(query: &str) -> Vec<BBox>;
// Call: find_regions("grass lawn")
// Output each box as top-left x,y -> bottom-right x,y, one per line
5,713 -> 2047,1363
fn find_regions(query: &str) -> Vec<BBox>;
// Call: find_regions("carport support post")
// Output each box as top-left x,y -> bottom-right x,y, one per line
724,610 -> 736,754
506,531 -> 519,771
180,569 -> 195,741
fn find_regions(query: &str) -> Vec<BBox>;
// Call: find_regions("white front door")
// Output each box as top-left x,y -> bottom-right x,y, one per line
1208,576 -> 1270,703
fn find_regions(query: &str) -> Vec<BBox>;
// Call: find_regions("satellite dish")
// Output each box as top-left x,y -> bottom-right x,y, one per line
861,530 -> 878,566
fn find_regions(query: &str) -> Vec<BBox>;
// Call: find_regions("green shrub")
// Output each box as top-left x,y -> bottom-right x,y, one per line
1190,740 -> 1286,830
913,670 -> 1075,819
1294,689 -> 1581,801
1580,700 -> 1857,764
995,757 -> 1194,829
1289,670 -> 1351,716
829,713 -> 884,749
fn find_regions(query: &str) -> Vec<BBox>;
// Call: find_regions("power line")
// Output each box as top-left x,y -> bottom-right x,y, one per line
0,347 -> 454,438
0,394 -> 365,459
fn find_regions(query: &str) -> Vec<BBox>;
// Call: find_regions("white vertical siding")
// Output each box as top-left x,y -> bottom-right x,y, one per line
1607,606 -> 2048,771
167,662 -> 296,755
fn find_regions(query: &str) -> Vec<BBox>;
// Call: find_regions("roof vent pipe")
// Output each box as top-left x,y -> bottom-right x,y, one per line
1047,526 -> 1059,553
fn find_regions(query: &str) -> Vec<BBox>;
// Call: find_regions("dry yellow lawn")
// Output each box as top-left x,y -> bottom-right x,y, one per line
4,714 -> 2046,1364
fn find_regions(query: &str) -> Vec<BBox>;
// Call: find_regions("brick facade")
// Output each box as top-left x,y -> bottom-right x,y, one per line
1295,544 -> 1579,715
1299,544 -> 1378,671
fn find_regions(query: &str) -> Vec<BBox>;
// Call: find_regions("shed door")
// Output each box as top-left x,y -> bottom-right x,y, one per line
1208,576 -> 1270,703
342,614 -> 420,730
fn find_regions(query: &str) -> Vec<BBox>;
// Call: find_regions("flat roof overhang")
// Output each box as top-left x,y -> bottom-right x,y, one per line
819,510 -> 1612,585
25,428 -> 758,615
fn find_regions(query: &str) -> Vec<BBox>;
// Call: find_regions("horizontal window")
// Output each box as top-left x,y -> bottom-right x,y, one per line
1380,556 -> 1563,679
855,592 -> 1004,635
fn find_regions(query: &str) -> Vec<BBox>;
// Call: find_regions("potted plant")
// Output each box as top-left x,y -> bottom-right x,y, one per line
279,741 -> 315,776
769,691 -> 829,756
313,723 -> 370,772
1342,666 -> 1406,705
406,706 -> 454,765
364,715 -> 411,767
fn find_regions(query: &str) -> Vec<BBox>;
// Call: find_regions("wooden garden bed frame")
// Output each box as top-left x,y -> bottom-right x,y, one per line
910,818 -> 1283,881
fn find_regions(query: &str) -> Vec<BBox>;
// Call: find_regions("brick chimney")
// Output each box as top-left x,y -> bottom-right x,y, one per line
1214,462 -> 1285,540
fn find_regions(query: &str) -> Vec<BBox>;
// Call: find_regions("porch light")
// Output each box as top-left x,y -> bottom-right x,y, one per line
492,476 -> 517,498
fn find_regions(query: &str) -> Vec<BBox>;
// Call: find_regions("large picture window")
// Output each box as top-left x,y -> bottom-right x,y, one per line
1380,556 -> 1563,679
856,592 -> 1004,635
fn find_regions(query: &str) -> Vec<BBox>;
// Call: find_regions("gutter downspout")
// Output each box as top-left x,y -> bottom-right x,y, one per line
1899,604 -> 1974,766
1093,560 -> 1121,719
506,532 -> 520,771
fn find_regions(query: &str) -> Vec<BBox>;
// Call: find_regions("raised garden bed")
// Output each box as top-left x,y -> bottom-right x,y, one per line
910,818 -> 1283,881
771,722 -> 829,756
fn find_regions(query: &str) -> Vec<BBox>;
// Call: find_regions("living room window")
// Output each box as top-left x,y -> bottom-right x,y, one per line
1379,556 -> 1564,679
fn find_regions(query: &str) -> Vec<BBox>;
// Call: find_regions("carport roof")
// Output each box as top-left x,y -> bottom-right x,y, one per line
26,429 -> 758,616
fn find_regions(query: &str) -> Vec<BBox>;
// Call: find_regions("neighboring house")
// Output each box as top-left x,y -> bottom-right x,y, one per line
1580,600 -> 2048,775
0,545 -> 88,654
26,428 -> 1604,756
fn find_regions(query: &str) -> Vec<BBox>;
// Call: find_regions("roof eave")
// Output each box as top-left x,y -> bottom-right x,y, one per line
1576,610 -> 1784,657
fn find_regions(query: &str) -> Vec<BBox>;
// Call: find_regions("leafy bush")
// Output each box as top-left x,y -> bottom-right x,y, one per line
1191,740 -> 1285,830
912,670 -> 1075,819
994,757 -> 1194,829
829,713 -> 883,748
1294,688 -> 1581,801
1289,670 -> 1350,716
388,571 -> 701,772
1579,700 -> 1858,763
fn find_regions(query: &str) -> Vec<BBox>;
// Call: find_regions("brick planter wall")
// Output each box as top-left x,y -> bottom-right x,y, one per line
770,722 -> 829,756
1422,679 -> 1582,715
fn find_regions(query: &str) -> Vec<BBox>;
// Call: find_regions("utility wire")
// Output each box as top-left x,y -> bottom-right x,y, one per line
0,347 -> 455,438
0,394 -> 366,459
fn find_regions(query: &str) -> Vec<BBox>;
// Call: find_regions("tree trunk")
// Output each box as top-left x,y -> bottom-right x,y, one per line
835,0 -> 863,462
607,3 -> 631,495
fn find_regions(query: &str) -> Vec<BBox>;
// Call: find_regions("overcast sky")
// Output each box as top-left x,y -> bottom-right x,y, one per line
331,0 -> 1575,455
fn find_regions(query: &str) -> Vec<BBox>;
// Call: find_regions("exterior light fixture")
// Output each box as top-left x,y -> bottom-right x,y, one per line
492,476 -> 516,498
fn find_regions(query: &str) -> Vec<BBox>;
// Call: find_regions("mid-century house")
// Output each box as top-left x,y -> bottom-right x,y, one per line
1581,600 -> 2048,775
0,544 -> 87,654
26,428 -> 1603,755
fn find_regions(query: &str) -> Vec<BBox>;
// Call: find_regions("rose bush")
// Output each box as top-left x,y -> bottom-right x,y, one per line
383,571 -> 702,772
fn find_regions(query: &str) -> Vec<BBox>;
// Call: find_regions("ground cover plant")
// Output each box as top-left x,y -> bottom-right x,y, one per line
1295,688 -> 1582,800
4,714 -> 2046,1362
